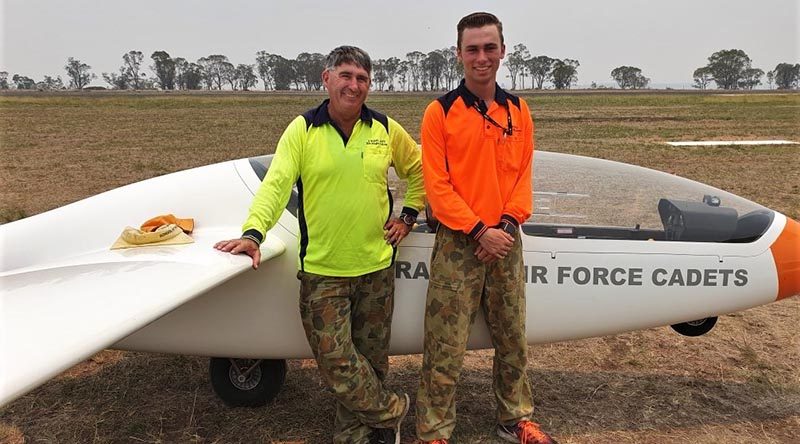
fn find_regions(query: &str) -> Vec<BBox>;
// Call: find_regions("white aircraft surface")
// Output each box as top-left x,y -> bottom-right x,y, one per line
1,151 -> 798,407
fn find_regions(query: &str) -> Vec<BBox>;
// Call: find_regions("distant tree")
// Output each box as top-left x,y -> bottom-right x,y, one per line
296,52 -> 325,91
773,63 -> 800,89
528,55 -> 555,89
197,56 -> 215,89
504,51 -> 522,90
373,59 -> 389,91
396,61 -> 409,91
289,59 -> 303,90
122,50 -> 144,90
270,55 -> 295,90
308,54 -> 325,90
516,46 -> 531,89
294,55 -> 310,90
504,43 -> 530,90
235,64 -> 258,91
738,68 -> 763,90
172,58 -> 203,90
634,73 -> 650,89
174,57 -> 188,90
185,63 -> 204,90
0,71 -> 9,89
766,70 -> 775,89
383,56 -> 402,91
36,75 -> 64,90
611,66 -> 650,89
52,75 -> 65,90
551,58 -> 579,89
176,59 -> 204,90
692,66 -> 713,89
422,50 -> 446,91
102,67 -> 129,89
704,49 -> 755,90
405,51 -> 425,91
255,51 -> 276,91
12,74 -> 36,89
64,57 -> 95,89
150,51 -> 176,90
220,61 -> 236,90
439,48 -> 461,90
197,55 -> 231,90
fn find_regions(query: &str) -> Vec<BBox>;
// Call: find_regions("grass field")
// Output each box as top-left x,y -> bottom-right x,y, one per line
1,91 -> 799,443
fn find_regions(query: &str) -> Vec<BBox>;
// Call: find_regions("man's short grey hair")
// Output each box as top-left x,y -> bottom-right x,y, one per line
325,46 -> 372,74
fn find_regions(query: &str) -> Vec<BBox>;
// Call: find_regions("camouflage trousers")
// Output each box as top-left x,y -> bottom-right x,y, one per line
298,267 -> 407,444
416,227 -> 533,440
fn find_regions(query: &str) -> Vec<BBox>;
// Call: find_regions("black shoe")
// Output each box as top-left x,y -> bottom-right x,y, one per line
370,393 -> 409,444
370,427 -> 396,444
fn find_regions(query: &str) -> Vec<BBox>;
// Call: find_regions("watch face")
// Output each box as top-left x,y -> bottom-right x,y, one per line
401,214 -> 415,225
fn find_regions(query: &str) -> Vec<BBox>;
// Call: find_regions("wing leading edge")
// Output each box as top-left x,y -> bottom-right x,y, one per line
0,228 -> 285,407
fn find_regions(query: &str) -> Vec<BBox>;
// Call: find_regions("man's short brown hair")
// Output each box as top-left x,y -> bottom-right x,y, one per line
325,46 -> 372,75
456,12 -> 504,49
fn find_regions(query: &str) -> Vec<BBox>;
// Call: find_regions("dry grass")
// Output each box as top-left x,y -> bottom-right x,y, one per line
1,90 -> 799,443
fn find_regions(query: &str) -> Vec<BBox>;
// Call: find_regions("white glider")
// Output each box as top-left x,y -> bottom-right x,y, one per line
1,151 -> 797,407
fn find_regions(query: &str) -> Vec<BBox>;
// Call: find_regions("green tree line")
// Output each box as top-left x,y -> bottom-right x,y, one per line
1,47 -> 798,91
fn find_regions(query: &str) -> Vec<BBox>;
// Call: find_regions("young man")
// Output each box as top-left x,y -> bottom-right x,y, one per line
415,12 -> 557,444
215,46 -> 424,444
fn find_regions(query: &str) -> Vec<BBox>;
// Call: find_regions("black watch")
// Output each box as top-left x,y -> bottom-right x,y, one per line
499,220 -> 517,236
399,213 -> 416,226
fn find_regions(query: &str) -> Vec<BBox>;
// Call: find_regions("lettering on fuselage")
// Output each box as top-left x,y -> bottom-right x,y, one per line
396,260 -> 430,280
395,261 -> 748,287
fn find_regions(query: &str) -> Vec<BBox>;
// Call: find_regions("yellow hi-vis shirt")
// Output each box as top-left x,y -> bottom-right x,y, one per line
242,100 -> 425,277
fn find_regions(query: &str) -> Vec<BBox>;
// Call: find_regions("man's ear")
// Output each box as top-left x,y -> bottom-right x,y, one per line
321,69 -> 330,88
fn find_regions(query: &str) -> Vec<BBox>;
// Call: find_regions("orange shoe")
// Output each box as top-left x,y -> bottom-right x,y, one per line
496,420 -> 558,444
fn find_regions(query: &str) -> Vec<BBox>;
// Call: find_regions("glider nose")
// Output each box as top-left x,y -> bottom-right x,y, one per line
771,216 -> 800,300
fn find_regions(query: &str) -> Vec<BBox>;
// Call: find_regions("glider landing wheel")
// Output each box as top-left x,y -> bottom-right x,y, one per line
671,316 -> 718,337
209,357 -> 287,407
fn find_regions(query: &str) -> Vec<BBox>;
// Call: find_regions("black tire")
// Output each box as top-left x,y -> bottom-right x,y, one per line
670,316 -> 717,337
209,358 -> 287,407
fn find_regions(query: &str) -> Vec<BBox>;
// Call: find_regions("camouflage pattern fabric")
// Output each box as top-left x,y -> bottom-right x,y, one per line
416,227 -> 533,441
298,267 -> 407,443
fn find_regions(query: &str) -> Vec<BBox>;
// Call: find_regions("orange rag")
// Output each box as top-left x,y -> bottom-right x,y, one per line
140,214 -> 194,233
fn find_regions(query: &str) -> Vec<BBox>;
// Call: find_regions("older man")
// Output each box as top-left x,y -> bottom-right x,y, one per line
215,46 -> 423,444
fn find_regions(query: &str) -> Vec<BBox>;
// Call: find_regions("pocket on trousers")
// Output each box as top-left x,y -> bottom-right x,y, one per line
429,278 -> 462,292
426,277 -> 464,342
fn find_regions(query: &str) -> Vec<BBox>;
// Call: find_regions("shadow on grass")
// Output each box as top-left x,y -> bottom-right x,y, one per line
2,351 -> 798,443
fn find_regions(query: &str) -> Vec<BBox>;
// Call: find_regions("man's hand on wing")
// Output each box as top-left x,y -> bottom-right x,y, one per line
214,238 -> 262,269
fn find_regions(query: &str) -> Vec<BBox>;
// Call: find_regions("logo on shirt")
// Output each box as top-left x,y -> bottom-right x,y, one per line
365,138 -> 388,147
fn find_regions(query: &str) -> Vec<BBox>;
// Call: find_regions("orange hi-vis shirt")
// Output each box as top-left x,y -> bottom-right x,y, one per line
421,81 -> 534,239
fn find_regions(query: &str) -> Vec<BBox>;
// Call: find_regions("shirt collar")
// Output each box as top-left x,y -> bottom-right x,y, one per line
311,99 -> 373,127
456,79 -> 509,109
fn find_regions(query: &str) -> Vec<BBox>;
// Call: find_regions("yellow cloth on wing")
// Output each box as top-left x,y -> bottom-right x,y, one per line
110,225 -> 194,250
